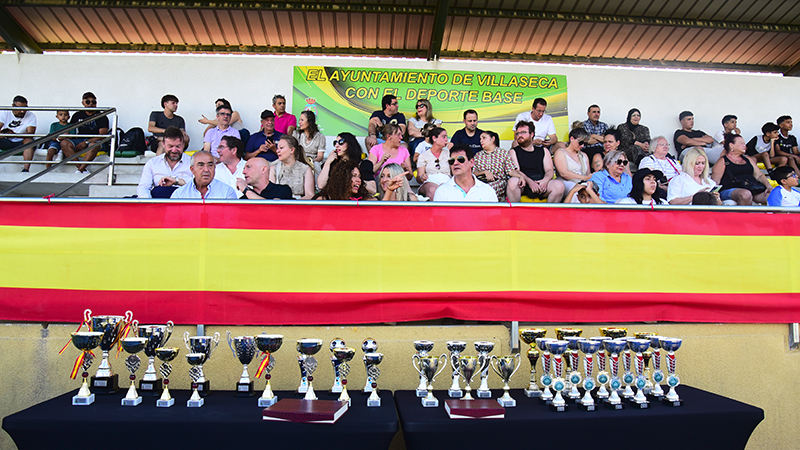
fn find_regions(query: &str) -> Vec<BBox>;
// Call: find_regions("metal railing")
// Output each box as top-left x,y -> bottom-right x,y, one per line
0,106 -> 118,197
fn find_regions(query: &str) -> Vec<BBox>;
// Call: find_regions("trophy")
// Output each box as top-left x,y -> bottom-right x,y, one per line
600,327 -> 628,339
227,332 -> 257,397
446,341 -> 467,397
412,340 -> 435,397
589,336 -> 611,401
416,354 -> 447,407
547,340 -> 569,412
628,339 -> 652,408
621,338 -> 636,400
333,347 -> 356,405
296,339 -> 323,400
186,353 -> 207,407
649,335 -> 665,398
535,337 -> 557,404
254,334 -> 283,407
69,331 -> 104,405
490,354 -> 521,407
458,355 -> 486,400
635,332 -> 657,394
519,328 -> 547,397
154,347 -> 179,407
660,337 -> 683,407
362,338 -> 378,393
578,339 -> 601,411
603,339 -> 627,410
86,309 -> 134,394
364,352 -> 384,407
137,322 -> 174,396
120,337 -> 147,406
474,341 -> 494,398
183,331 -> 220,395
330,338 -> 347,393
564,337 -> 584,401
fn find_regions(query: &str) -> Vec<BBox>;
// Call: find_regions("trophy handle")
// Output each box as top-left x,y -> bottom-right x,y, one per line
411,354 -> 422,375
164,321 -> 174,345
124,310 -> 134,323
511,353 -> 522,379
211,332 -> 221,355
130,319 -> 139,336
227,331 -> 236,357
433,354 -> 447,381
479,354 -> 490,375
83,309 -> 92,324
183,331 -> 191,351
490,355 -> 502,378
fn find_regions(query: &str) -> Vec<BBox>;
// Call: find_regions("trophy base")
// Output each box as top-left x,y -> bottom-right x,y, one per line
524,388 -> 541,398
235,381 -> 255,397
187,397 -> 204,407
448,389 -> 463,398
330,387 -> 343,394
121,396 -> 142,406
662,398 -> 683,407
90,374 -> 119,394
259,397 -> 278,407
196,381 -> 210,397
139,379 -> 162,396
421,397 -> 439,408
156,398 -> 175,407
630,400 -> 649,409
497,398 -> 516,408
477,390 -> 492,398
604,401 -> 624,410
549,403 -> 568,412
578,402 -> 596,411
415,388 -> 427,398
567,394 -> 582,403
539,396 -> 553,405
367,398 -> 381,407
72,394 -> 94,406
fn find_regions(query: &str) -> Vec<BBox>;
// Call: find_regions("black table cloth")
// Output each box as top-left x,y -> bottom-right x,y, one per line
3,389 -> 398,450
396,386 -> 763,450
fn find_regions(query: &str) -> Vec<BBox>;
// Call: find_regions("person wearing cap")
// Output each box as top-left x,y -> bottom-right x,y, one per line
767,166 -> 800,207
674,111 -> 713,159
746,122 -> 796,174
244,110 -> 283,161
616,168 -> 668,206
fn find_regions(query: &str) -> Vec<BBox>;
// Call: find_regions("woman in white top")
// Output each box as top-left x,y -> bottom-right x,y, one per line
407,99 -> 442,158
639,136 -> 682,190
553,128 -> 591,193
667,147 -> 716,205
416,126 -> 451,199
293,110 -> 326,171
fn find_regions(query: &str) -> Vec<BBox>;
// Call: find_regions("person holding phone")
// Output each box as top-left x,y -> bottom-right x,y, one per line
667,147 -> 717,205
244,110 -> 283,161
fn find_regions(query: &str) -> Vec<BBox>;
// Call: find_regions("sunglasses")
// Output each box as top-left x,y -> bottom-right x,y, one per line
615,159 -> 629,166
334,138 -> 345,146
416,104 -> 425,108
448,156 -> 467,165
84,99 -> 97,105
435,159 -> 440,170
217,112 -> 232,117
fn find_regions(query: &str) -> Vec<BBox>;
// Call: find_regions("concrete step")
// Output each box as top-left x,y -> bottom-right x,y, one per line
89,185 -> 137,198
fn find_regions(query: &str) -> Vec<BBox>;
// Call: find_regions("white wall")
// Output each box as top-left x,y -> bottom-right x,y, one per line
2,52 -> 799,151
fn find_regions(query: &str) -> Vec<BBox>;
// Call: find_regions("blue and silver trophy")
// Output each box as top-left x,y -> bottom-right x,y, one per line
660,337 -> 684,407
547,340 -> 569,412
536,337 -> 557,404
650,335 -> 665,398
578,339 -> 602,411
603,339 -> 627,410
628,339 -> 652,408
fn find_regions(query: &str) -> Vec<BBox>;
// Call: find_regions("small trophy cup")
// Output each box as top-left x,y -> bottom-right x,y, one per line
227,332 -> 257,397
650,335 -> 665,398
412,340 -> 434,397
296,338 -> 323,399
590,336 -> 611,401
183,332 -> 220,395
137,322 -> 173,396
603,339 -> 627,410
474,341 -> 494,398
69,331 -> 104,405
255,334 -> 283,407
154,347 -> 179,407
446,341 -> 467,398
364,352 -> 384,407
120,337 -> 147,406
547,340 -> 569,412
416,354 -> 447,407
565,336 -> 584,402
333,347 -> 356,405
578,339 -> 601,411
536,337 -> 556,404
186,353 -> 207,407
491,354 -> 521,407
600,327 -> 628,340
660,337 -> 683,407
519,328 -> 547,397
86,309 -> 134,394
629,339 -> 652,408
362,338 -> 378,393
330,338 -> 347,393
458,355 -> 487,401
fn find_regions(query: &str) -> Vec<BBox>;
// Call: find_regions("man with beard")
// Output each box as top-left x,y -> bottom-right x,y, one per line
511,120 -> 565,203
448,109 -> 483,154
0,95 -> 37,172
136,126 -> 192,198
171,150 -> 236,199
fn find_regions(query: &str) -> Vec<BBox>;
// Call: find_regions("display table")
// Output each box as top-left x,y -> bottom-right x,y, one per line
3,389 -> 398,450
396,387 -> 763,450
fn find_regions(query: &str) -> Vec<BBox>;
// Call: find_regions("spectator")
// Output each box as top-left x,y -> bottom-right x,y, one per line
553,128 -> 592,193
366,94 -> 406,149
674,111 -> 713,159
691,191 -> 722,206
293,110 -> 326,168
775,116 -> 800,170
449,109 -> 483,154
313,162 -> 373,201
767,166 -> 800,207
272,94 -> 297,135
0,95 -> 37,172
511,121 -> 564,203
148,94 -> 188,154
515,98 -> 560,151
746,122 -> 795,173
592,128 -> 627,174
62,92 -> 108,174
244,110 -> 282,161
407,98 -> 441,157
416,126 -> 451,199
710,115 -> 739,164
214,136 -> 246,197
368,123 -> 412,178
238,157 -> 292,200
203,104 -> 240,158
589,150 -> 633,203
616,168 -> 668,206
171,150 -> 237,199
711,133 -> 772,205
45,110 -> 76,169
199,98 -> 246,142
136,126 -> 192,198
667,147 -> 716,205
379,163 -> 417,201
318,132 -> 374,194
639,136 -> 682,190
618,108 -> 650,170
269,135 -> 315,199
582,104 -> 608,163
564,182 -> 602,204
433,144 -> 498,202
473,130 -> 525,202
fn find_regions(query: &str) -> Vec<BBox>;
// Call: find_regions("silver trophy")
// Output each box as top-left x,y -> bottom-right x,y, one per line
155,347 -> 179,407
362,338 -> 378,393
578,339 -> 602,411
547,340 -> 569,412
660,337 -> 683,407
183,331 -> 220,394
416,354 -> 447,407
297,338 -> 323,399
186,353 -> 206,407
86,309 -> 134,394
650,335 -> 665,398
137,322 -> 174,396
364,352 -> 384,407
564,337 -> 584,402
536,337 -> 557,404
474,341 -> 494,398
589,336 -> 611,401
603,339 -> 627,410
491,354 -> 521,407
330,338 -> 347,393
412,340 -> 434,397
227,332 -> 257,397
621,338 -> 636,400
458,355 -> 487,401
629,339 -> 652,408
333,347 -> 356,405
446,341 -> 467,397
519,328 -> 547,397
120,337 -> 147,406
69,331 -> 104,405
255,334 -> 283,407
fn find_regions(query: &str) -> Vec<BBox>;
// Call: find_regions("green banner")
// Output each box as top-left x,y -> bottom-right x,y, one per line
292,66 -> 567,140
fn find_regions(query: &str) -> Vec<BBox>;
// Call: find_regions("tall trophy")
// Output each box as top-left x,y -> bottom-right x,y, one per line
297,338 -> 323,399
86,309 -> 134,394
120,337 -> 147,406
446,341 -> 467,398
628,338 -> 652,408
536,337 -> 556,404
578,339 -> 601,411
136,322 -> 173,396
362,338 -> 378,393
364,352 -> 384,407
556,328 -> 582,395
227,332 -> 257,397
649,335 -> 665,398
589,336 -> 611,402
69,331 -> 104,405
329,338 -> 347,393
186,353 -> 207,407
603,339 -> 627,410
564,336 -> 584,401
474,341 -> 494,398
635,332 -> 657,394
333,347 -> 356,405
621,338 -> 636,400
519,328 -> 547,397
183,331 -> 220,395
412,340 -> 435,397
154,347 -> 179,407
547,340 -> 569,412
255,334 -> 283,407
416,354 -> 447,407
491,354 -> 521,407
660,337 -> 683,406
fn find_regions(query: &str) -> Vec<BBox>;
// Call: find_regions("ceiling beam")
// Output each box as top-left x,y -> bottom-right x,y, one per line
427,0 -> 449,61
0,6 -> 41,53
784,61 -> 800,77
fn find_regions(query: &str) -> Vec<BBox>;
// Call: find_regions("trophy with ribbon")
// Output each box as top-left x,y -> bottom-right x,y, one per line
120,337 -> 147,406
297,338 -> 323,400
254,334 -> 283,407
137,322 -> 173,396
650,335 -> 665,398
69,331 -> 104,405
186,353 -> 206,407
412,340 -> 434,397
660,337 -> 683,407
491,354 -> 521,407
474,341 -> 494,398
85,309 -> 135,394
183,332 -> 220,395
154,347 -> 179,407
578,339 -> 601,411
590,336 -> 611,402
227,332 -> 257,397
364,352 -> 384,407
414,353 -> 447,407
330,338 -> 347,393
446,341 -> 467,398
628,338 -> 652,408
333,347 -> 356,405
362,338 -> 378,393
536,337 -> 556,404
519,328 -> 546,397
603,339 -> 627,410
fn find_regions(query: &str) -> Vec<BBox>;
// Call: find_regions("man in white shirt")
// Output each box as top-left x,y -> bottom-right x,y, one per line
137,126 -> 192,198
710,114 -> 739,164
171,150 -> 237,199
433,144 -> 498,202
515,97 -> 560,151
0,95 -> 37,172
214,136 -> 246,196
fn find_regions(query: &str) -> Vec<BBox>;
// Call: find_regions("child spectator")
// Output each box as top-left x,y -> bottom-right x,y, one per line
745,122 -> 792,173
45,110 -> 76,168
767,166 -> 800,207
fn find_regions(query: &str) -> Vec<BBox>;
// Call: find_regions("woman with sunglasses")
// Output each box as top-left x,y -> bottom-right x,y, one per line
639,136 -> 682,190
380,163 -> 417,201
589,150 -> 633,203
711,133 -> 772,205
368,123 -> 413,179
416,126 -> 451,199
319,132 -> 376,194
313,162 -> 373,201
618,108 -> 650,170
554,128 -> 592,193
293,110 -> 326,170
269,135 -> 315,199
407,99 -> 442,157
473,130 -> 525,201
616,168 -> 668,205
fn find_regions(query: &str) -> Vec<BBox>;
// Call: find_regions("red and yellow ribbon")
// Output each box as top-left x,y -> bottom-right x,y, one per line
255,352 -> 271,379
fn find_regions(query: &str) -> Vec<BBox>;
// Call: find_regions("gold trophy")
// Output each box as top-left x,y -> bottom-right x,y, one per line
519,328 -> 547,397
69,331 -> 104,405
155,347 -> 179,407
120,337 -> 147,406
333,347 -> 356,406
